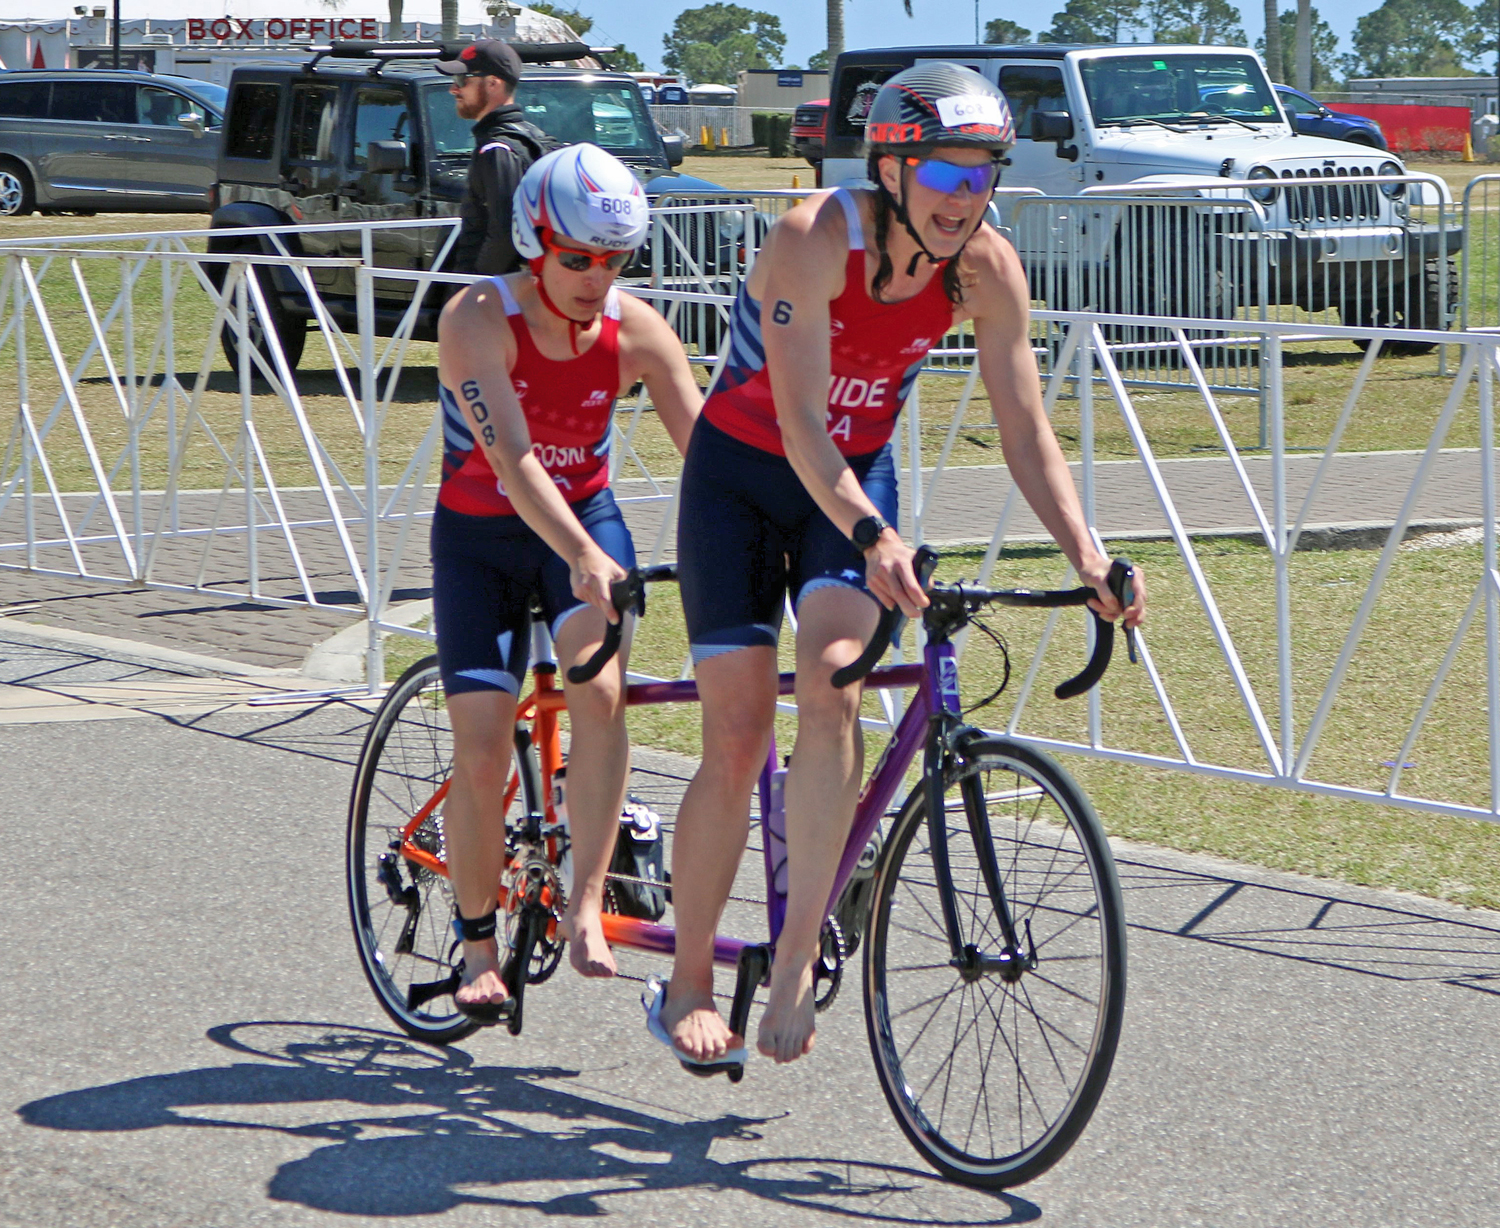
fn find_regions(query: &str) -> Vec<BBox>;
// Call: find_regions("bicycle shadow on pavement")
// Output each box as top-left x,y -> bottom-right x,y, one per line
16,1021 -> 1038,1225
1118,855 -> 1500,996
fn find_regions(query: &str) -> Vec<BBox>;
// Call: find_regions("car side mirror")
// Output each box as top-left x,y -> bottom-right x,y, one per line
1319,107 -> 1332,118
662,132 -> 685,167
1032,111 -> 1079,162
1032,110 -> 1074,141
366,140 -> 409,175
177,111 -> 206,137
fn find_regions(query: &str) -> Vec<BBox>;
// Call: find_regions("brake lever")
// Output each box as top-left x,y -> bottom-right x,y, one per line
1108,557 -> 1137,665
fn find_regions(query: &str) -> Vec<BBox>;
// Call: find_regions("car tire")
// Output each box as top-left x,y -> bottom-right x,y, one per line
0,160 -> 35,218
1348,257 -> 1456,357
211,241 -> 309,376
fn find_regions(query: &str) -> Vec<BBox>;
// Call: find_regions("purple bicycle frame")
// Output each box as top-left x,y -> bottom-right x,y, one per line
621,636 -> 962,962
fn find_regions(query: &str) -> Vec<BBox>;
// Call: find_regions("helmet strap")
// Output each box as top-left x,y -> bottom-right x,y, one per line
877,156 -> 985,278
528,241 -> 597,356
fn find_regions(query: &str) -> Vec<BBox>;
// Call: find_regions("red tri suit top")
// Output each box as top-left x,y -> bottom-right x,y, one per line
701,187 -> 955,458
437,279 -> 621,517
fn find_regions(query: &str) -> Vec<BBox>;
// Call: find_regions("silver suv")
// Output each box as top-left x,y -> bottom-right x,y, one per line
0,70 -> 226,216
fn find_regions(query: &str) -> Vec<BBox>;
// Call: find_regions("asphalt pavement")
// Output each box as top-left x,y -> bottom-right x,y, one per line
3,626 -> 1500,1227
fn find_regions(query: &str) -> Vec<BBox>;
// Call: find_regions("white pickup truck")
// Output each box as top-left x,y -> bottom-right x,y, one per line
823,44 -> 1461,353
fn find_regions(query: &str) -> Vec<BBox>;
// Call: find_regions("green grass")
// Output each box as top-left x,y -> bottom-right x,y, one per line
497,534 -> 1500,913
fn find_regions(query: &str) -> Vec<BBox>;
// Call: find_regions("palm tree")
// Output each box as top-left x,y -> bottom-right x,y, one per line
828,0 -> 912,70
442,0 -> 459,40
1294,0 -> 1312,91
1262,0 -> 1283,81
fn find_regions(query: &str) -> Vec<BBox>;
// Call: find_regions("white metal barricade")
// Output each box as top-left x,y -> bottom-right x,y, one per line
7,212 -> 1500,827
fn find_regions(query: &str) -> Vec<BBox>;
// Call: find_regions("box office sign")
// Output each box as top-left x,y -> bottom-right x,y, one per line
186,16 -> 381,41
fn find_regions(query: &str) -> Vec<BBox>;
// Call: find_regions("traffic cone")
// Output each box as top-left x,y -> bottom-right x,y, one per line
699,124 -> 711,149
1463,133 -> 1475,162
719,127 -> 730,147
792,173 -> 801,188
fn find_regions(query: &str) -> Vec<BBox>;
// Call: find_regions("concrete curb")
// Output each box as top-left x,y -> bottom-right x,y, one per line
301,600 -> 434,683
927,517 -> 1484,553
0,619 -> 294,679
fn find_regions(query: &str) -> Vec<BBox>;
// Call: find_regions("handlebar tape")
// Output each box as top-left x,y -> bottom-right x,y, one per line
1053,557 -> 1134,699
566,573 -> 642,684
831,544 -> 940,689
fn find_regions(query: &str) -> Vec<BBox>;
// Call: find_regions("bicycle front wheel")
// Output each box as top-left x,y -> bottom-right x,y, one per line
864,735 -> 1126,1188
346,655 -> 543,1043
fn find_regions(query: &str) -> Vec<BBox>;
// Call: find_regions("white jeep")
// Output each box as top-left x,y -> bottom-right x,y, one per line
824,45 -> 1461,353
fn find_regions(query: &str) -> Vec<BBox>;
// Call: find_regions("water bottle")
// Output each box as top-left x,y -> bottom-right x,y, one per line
767,766 -> 789,898
551,766 -> 574,899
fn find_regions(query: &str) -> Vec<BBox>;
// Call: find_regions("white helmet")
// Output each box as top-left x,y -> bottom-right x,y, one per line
512,143 -> 649,261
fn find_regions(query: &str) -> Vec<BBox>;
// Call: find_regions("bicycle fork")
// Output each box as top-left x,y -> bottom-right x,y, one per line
923,718 -> 1036,984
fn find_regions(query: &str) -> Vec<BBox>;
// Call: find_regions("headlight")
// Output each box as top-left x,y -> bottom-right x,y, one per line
1377,160 -> 1404,198
1246,165 -> 1277,204
717,212 -> 747,241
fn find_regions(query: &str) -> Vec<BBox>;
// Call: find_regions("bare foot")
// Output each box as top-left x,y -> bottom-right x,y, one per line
558,908 -> 618,978
757,958 -> 816,1064
456,939 -> 509,1014
658,980 -> 740,1063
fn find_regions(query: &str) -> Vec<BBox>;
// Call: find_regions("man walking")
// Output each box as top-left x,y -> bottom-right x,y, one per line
438,40 -> 554,275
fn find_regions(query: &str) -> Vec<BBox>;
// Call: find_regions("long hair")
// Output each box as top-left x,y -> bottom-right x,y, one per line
865,150 -> 970,308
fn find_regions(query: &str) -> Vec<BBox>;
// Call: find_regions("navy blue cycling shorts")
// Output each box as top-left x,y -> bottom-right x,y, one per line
677,416 -> 899,665
430,488 -> 636,697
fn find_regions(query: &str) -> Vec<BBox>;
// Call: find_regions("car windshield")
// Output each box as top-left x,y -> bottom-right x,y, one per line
518,80 -> 658,152
1080,54 -> 1278,126
423,84 -> 474,155
168,78 -> 228,121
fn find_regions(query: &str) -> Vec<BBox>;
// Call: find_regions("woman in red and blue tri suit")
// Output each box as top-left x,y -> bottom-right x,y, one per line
436,144 -> 700,1022
652,64 -> 1145,1073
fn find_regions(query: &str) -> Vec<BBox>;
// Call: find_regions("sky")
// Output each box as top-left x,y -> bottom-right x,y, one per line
0,0 -> 1491,78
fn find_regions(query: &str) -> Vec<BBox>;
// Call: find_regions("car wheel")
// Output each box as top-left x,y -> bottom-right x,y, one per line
0,161 -> 35,217
212,242 -> 309,377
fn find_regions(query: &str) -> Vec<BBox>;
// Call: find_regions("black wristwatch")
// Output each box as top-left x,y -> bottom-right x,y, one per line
851,514 -> 891,552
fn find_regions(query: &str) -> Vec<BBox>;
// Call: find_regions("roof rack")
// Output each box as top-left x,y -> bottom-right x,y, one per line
303,38 -> 602,72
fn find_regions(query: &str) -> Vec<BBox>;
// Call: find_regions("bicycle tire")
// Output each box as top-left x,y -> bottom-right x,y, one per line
346,655 -> 544,1043
863,735 -> 1126,1188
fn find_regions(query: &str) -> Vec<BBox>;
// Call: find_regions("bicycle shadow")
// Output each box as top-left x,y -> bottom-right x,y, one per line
17,1021 -> 1038,1225
1118,855 -> 1500,996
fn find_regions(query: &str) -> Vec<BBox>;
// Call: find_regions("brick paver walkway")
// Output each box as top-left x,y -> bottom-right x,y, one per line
1,449 -> 1490,671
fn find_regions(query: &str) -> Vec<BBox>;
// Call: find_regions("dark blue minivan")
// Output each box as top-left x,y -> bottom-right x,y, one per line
1275,85 -> 1388,149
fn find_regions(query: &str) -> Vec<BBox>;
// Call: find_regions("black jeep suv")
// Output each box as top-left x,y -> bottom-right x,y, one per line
208,40 -> 718,369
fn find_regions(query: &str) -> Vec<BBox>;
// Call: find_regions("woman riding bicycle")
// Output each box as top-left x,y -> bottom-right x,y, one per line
655,64 -> 1146,1069
434,143 -> 700,1021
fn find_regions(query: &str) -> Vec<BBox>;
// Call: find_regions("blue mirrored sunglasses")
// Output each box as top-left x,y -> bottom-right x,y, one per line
903,156 -> 1000,196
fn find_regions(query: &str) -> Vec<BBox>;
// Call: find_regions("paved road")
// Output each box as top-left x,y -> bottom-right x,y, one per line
3,628 -> 1500,1227
0,449 -> 1490,674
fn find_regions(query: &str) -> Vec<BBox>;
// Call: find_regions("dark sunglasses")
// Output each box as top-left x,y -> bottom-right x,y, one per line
545,237 -> 631,272
903,156 -> 1001,196
448,72 -> 492,87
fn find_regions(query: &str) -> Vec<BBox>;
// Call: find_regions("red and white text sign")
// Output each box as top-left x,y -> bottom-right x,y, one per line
186,16 -> 380,41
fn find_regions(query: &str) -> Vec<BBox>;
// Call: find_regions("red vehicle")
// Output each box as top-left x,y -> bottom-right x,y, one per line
791,97 -> 828,181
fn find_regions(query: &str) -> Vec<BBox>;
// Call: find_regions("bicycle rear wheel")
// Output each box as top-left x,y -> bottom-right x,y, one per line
346,655 -> 543,1043
864,735 -> 1125,1188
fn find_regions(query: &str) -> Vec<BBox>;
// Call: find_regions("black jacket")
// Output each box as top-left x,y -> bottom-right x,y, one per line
451,104 -> 554,275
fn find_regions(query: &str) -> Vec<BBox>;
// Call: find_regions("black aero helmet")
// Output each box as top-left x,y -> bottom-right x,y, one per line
864,62 -> 1015,154
862,63 -> 1013,286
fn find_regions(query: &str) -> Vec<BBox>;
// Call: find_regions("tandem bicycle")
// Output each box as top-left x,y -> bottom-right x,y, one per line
346,546 -> 1135,1188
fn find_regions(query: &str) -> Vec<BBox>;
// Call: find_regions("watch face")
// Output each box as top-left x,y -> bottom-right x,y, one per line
854,516 -> 886,548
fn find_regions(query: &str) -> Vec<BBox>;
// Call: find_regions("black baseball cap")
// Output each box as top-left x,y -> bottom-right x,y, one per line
436,40 -> 522,86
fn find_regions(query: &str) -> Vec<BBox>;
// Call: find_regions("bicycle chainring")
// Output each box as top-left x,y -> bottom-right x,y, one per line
501,850 -> 565,985
812,915 -> 846,1013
